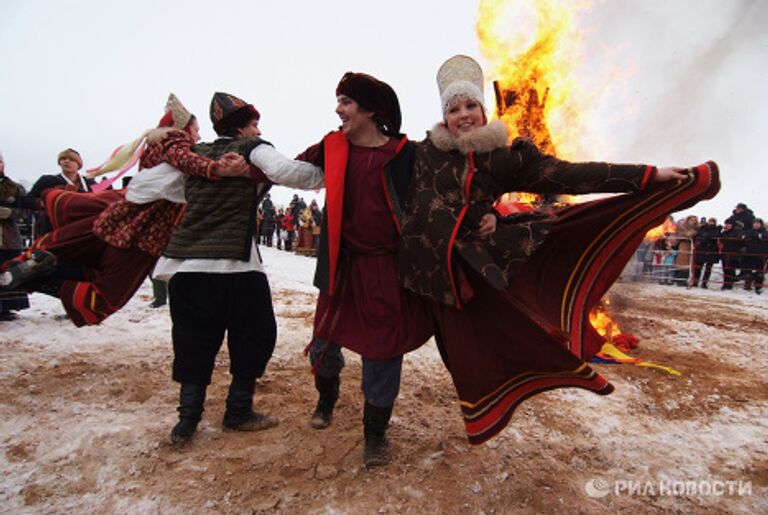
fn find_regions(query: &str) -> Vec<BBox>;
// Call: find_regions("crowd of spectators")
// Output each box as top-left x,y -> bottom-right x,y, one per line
634,203 -> 767,294
257,193 -> 321,255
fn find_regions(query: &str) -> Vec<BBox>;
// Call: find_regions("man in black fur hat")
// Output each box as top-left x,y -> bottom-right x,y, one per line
294,73 -> 432,468
232,73 -> 433,467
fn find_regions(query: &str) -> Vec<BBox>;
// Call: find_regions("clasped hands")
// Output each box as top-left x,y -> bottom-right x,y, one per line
215,152 -> 251,178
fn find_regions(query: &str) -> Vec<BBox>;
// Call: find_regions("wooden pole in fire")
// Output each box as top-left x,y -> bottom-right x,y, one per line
491,80 -> 561,209
493,80 -> 504,119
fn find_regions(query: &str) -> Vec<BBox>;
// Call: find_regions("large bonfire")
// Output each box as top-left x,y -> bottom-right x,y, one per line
477,0 -> 590,158
476,0 -> 659,346
477,0 -> 669,239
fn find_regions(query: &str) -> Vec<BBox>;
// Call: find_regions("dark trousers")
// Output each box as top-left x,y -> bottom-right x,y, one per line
308,338 -> 402,407
151,278 -> 167,303
722,256 -> 737,288
743,256 -> 766,290
691,261 -> 714,286
672,268 -> 689,286
748,270 -> 765,290
169,271 -> 276,385
0,249 -> 29,313
284,231 -> 294,251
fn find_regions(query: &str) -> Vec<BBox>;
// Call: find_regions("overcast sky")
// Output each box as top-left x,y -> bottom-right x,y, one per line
1,0 -> 765,221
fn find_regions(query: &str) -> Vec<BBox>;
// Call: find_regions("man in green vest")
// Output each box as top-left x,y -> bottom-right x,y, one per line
154,92 -> 320,445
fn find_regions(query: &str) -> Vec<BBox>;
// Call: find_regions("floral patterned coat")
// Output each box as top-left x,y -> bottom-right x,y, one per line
93,129 -> 218,257
398,121 -> 657,308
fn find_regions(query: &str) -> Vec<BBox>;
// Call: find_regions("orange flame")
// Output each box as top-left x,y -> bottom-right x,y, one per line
644,217 -> 677,241
476,0 -> 594,158
588,299 -> 621,342
499,191 -> 539,206
479,0 -> 593,210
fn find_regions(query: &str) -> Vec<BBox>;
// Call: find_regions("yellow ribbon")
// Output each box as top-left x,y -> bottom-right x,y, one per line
596,342 -> 682,376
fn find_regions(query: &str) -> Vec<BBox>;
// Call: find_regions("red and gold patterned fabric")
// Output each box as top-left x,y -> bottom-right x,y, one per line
27,188 -> 153,326
93,130 -> 217,257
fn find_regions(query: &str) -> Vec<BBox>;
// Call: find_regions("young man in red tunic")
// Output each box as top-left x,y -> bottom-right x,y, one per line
291,73 -> 433,467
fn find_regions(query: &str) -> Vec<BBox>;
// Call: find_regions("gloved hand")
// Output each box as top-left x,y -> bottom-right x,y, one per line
0,206 -> 12,220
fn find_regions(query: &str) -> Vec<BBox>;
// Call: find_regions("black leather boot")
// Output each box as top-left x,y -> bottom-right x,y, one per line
0,250 -> 57,289
222,376 -> 278,432
310,375 -> 340,429
169,383 -> 206,445
363,402 -> 393,468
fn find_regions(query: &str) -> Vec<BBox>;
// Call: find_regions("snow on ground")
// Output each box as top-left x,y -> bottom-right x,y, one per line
0,247 -> 766,513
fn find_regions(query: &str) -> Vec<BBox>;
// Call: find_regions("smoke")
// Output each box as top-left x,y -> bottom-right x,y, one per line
576,0 -> 768,218
604,290 -> 632,313
629,0 -> 767,159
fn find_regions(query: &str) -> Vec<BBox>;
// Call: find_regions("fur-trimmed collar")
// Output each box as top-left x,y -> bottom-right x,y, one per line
427,120 -> 508,155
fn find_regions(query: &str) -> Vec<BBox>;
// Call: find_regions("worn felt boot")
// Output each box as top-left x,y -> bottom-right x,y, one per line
363,402 -> 393,468
222,376 -> 278,432
310,375 -> 340,429
169,383 -> 206,445
0,250 -> 57,289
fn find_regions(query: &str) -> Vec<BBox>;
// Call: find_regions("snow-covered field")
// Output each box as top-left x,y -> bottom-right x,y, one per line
1,246 -> 766,513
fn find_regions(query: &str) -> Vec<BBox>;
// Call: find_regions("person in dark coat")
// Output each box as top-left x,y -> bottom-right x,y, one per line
691,217 -> 722,288
740,218 -> 767,293
289,194 -> 300,221
719,220 -> 744,290
260,194 -> 276,246
310,200 -> 323,253
0,151 -> 30,320
725,202 -> 755,230
20,148 -> 95,237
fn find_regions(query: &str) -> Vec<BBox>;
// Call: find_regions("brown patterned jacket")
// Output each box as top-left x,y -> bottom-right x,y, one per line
0,176 -> 25,250
398,121 -> 656,308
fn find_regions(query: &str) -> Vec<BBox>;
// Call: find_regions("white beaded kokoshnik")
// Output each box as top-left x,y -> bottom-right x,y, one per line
436,54 -> 485,115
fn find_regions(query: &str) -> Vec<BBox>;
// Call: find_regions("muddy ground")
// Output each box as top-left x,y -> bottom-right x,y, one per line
1,280 -> 766,514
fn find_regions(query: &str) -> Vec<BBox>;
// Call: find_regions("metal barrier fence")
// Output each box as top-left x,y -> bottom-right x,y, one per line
622,237 -> 767,290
